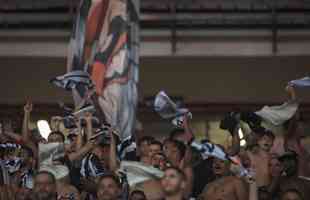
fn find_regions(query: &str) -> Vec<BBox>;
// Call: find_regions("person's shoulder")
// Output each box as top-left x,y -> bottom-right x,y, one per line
229,175 -> 246,185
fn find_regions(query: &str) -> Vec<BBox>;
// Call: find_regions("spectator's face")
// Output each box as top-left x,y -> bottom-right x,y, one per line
161,168 -> 185,196
257,135 -> 274,152
149,144 -> 162,158
151,154 -> 166,170
92,146 -> 107,168
139,140 -> 150,157
269,157 -> 283,177
48,134 -> 63,143
97,177 -> 121,200
212,158 -> 229,176
281,192 -> 302,200
33,174 -> 56,200
163,142 -> 180,164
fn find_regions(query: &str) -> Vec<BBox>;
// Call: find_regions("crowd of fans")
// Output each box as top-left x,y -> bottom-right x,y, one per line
0,87 -> 309,200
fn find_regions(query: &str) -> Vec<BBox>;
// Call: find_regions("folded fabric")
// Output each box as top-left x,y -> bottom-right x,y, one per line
289,76 -> 310,87
255,100 -> 298,126
119,161 -> 164,186
40,164 -> 69,180
191,141 -> 230,161
50,71 -> 93,91
154,91 -> 183,119
154,91 -> 191,127
118,135 -> 137,159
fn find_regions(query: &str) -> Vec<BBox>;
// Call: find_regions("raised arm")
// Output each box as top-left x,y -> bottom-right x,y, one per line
84,112 -> 93,141
228,124 -> 241,156
22,102 -> 32,142
109,130 -> 120,172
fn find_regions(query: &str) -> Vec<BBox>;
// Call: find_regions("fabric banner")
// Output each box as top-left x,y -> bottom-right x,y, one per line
119,161 -> 164,186
65,0 -> 139,141
154,91 -> 192,127
38,143 -> 69,180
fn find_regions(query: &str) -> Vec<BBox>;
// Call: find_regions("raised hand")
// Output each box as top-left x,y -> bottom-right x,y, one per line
24,101 -> 33,113
84,112 -> 93,122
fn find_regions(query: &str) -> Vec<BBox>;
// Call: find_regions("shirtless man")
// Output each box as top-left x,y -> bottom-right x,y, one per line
247,129 -> 275,187
161,167 -> 186,200
163,139 -> 193,198
199,157 -> 248,200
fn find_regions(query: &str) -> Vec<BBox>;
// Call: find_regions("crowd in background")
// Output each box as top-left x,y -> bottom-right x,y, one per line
0,86 -> 309,200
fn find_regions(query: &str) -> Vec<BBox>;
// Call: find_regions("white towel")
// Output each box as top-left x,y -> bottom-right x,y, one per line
255,100 -> 298,126
119,161 -> 164,186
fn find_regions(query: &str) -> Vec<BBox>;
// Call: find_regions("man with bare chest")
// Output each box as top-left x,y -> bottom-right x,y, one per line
247,129 -> 275,187
199,158 -> 248,200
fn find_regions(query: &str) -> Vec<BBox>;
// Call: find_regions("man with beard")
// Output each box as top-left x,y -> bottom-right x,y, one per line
198,157 -> 248,200
32,171 -> 57,200
160,167 -> 186,200
96,174 -> 122,200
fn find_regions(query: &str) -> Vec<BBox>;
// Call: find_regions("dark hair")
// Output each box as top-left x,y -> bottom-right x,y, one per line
167,139 -> 186,160
169,128 -> 185,140
130,190 -> 146,199
150,140 -> 163,150
98,174 -> 121,188
256,129 -> 275,141
138,136 -> 155,146
35,171 -> 56,184
164,166 -> 186,181
281,189 -> 304,200
49,131 -> 65,142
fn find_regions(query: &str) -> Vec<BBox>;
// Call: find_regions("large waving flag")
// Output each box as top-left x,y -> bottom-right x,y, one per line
52,0 -> 139,142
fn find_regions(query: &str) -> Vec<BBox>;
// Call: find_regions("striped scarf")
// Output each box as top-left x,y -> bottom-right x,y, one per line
50,71 -> 93,91
80,153 -> 105,178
